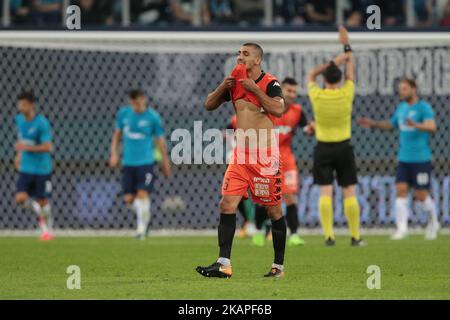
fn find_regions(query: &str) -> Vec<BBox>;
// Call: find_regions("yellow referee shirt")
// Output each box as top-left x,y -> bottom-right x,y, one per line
308,80 -> 355,142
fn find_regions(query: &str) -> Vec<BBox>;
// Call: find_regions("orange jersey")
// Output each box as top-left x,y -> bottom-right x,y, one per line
227,66 -> 282,123
272,103 -> 305,153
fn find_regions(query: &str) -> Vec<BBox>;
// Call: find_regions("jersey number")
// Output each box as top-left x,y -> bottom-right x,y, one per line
417,173 -> 429,186
145,173 -> 153,186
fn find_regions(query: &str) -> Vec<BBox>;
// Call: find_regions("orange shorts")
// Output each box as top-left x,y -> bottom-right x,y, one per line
281,150 -> 299,194
221,147 -> 283,206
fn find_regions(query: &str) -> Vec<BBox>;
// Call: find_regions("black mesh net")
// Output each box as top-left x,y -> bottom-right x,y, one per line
0,43 -> 449,230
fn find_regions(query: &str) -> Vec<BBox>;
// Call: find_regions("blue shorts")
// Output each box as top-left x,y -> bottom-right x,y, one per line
16,173 -> 52,200
122,165 -> 155,195
396,161 -> 432,190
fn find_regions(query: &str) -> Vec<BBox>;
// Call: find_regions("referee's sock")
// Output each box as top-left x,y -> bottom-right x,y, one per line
344,196 -> 360,240
218,213 -> 236,262
319,196 -> 334,240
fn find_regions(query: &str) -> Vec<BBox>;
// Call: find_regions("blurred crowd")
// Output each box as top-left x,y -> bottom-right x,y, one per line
3,0 -> 450,27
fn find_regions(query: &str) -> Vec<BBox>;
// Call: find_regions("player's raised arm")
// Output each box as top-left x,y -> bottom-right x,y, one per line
204,76 -> 235,111
109,128 -> 121,167
357,117 -> 394,131
155,137 -> 171,178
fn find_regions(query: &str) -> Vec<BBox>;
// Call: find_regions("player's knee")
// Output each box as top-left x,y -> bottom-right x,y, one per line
15,193 -> 28,205
124,195 -> 135,205
37,199 -> 48,207
396,184 -> 408,198
343,185 -> 356,198
283,193 -> 296,206
320,185 -> 333,197
414,190 -> 428,202
219,198 -> 237,213
266,205 -> 282,220
136,190 -> 149,199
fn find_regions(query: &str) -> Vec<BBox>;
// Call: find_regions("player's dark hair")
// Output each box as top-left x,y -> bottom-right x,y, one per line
128,89 -> 145,99
242,42 -> 264,60
400,77 -> 417,89
18,91 -> 36,103
282,77 -> 298,86
323,62 -> 342,84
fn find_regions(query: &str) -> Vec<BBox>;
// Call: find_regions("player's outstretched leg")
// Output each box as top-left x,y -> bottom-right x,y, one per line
134,190 -> 151,240
415,190 -> 440,240
263,205 -> 286,278
196,196 -> 240,279
392,183 -> 410,240
36,199 -> 53,241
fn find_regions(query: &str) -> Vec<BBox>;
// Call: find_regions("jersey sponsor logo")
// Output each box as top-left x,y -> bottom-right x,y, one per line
28,127 -> 37,135
273,81 -> 280,87
138,120 -> 149,127
417,172 -> 429,186
253,177 -> 270,184
124,126 -> 146,140
399,119 -> 415,132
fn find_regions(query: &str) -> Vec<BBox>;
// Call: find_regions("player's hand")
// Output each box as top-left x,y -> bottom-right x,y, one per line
239,78 -> 259,93
405,118 -> 418,128
109,154 -> 119,167
339,25 -> 350,44
357,117 -> 375,129
15,142 -> 28,152
333,52 -> 349,65
303,122 -> 315,136
220,76 -> 236,90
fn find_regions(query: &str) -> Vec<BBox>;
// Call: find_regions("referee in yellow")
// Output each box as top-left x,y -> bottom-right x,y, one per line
307,26 -> 364,246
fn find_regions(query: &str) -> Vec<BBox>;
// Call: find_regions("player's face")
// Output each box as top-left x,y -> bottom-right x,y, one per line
282,84 -> 297,106
130,95 -> 147,112
399,81 -> 415,101
17,99 -> 34,115
237,46 -> 261,70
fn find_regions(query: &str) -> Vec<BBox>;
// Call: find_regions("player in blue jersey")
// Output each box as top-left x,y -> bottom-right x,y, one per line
358,77 -> 439,240
110,89 -> 171,239
14,91 -> 54,241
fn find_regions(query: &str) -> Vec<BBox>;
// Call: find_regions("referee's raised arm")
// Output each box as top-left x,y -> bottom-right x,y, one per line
339,26 -> 354,81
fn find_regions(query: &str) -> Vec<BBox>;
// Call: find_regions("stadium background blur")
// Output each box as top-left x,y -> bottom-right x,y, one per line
0,0 -> 449,233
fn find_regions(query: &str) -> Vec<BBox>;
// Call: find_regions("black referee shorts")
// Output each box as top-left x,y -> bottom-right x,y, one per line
313,139 -> 358,187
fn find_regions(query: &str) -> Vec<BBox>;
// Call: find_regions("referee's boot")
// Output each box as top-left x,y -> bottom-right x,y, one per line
351,237 -> 366,246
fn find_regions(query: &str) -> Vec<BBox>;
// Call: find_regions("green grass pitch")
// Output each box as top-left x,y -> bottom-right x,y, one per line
0,235 -> 449,299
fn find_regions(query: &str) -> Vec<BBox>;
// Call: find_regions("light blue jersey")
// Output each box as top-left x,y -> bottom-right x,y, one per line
390,100 -> 434,163
15,114 -> 52,175
115,106 -> 165,166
